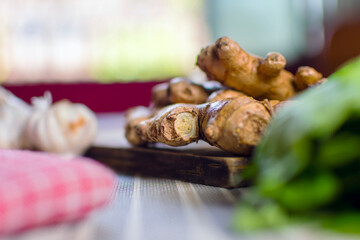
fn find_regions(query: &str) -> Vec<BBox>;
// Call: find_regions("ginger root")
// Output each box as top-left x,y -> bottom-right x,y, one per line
294,66 -> 324,91
126,96 -> 272,155
125,106 -> 153,146
124,36 -> 326,155
200,96 -> 272,155
151,78 -> 223,107
196,36 -> 324,100
136,104 -> 200,146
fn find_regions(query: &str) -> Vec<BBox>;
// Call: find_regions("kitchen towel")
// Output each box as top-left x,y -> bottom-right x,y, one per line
0,149 -> 116,235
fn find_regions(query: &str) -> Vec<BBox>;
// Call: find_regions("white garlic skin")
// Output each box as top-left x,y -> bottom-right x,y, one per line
26,98 -> 98,156
0,87 -> 31,149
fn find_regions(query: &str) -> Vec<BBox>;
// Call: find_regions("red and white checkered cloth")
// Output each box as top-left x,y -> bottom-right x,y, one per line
0,149 -> 116,235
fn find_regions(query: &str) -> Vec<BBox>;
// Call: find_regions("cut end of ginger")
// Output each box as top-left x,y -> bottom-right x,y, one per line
174,112 -> 198,141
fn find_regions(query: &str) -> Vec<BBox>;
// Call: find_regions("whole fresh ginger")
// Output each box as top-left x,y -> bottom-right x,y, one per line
151,78 -> 223,107
197,37 -> 323,100
125,36 -> 325,155
126,96 -> 273,155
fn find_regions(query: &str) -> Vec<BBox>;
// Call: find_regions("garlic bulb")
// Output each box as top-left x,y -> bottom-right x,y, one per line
0,87 -> 32,149
25,92 -> 97,156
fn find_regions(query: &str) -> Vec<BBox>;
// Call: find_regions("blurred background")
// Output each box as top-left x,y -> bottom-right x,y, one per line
1,0 -> 360,111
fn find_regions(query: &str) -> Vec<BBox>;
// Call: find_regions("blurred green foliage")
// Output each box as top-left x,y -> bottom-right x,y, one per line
91,0 -> 205,82
234,56 -> 360,234
92,29 -> 187,82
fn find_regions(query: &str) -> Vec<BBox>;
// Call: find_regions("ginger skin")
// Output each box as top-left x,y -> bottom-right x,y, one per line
125,117 -> 149,146
207,89 -> 247,102
294,66 -> 324,91
200,96 -> 272,155
125,106 -> 153,146
168,78 -> 210,105
127,96 -> 272,155
151,82 -> 172,107
151,78 -> 223,107
197,37 -> 324,100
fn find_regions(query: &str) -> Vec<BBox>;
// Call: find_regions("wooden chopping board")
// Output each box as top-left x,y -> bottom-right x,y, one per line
85,144 -> 250,188
85,114 -> 251,188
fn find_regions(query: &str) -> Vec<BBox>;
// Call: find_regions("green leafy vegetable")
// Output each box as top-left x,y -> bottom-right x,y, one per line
234,56 -> 360,234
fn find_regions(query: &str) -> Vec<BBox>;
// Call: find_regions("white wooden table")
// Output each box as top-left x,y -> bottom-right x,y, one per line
2,114 -> 357,240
